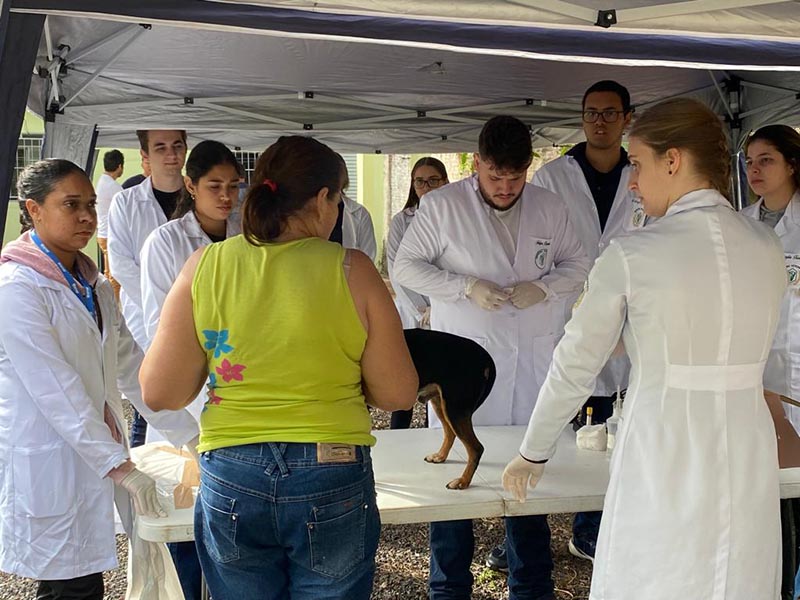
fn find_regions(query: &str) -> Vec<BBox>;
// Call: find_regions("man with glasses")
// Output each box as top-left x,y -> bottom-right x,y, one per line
395,115 -> 589,600
486,80 -> 645,573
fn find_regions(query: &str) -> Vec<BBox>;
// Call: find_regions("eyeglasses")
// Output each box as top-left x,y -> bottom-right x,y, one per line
582,110 -> 627,124
413,177 -> 444,189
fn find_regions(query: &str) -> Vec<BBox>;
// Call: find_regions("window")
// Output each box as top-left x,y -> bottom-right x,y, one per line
10,135 -> 43,200
232,150 -> 358,199
342,153 -> 358,200
233,151 -> 259,185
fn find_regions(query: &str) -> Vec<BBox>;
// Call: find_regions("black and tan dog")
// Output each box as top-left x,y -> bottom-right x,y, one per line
403,328 -> 496,489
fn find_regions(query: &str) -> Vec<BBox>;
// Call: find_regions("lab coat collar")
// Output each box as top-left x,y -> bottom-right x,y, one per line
134,176 -> 155,202
0,231 -> 99,290
179,209 -> 240,241
664,189 -> 733,218
778,190 -> 800,227
342,195 -> 360,214
179,211 -> 208,241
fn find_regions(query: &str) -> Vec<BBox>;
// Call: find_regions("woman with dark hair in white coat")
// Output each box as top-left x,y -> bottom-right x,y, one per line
504,98 -> 786,600
0,160 -> 165,599
741,125 -> 800,428
140,140 -> 242,600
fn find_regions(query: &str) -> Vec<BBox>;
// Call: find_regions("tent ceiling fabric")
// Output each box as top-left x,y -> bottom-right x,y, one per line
14,1 -> 800,153
218,0 -> 800,40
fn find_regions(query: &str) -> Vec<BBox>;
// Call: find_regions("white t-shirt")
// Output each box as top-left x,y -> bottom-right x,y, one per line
95,173 -> 122,239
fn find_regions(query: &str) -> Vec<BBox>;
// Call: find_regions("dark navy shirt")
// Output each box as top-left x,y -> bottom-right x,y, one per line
566,142 -> 628,232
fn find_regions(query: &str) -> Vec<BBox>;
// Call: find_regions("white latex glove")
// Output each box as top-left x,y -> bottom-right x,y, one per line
185,434 -> 201,463
466,279 -> 509,310
509,281 -> 546,309
118,468 -> 166,518
502,455 -> 546,502
419,306 -> 431,329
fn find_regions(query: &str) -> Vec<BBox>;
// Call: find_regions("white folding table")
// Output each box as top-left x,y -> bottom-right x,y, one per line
137,426 -> 800,538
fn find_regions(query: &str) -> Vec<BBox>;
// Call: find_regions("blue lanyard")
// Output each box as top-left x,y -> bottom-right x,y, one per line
30,231 -> 96,320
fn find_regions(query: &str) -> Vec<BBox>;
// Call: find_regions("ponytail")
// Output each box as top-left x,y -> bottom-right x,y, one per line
242,136 -> 343,245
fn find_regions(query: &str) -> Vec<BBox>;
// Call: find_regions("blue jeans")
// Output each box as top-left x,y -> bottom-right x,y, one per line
167,541 -> 202,600
195,442 -> 380,600
572,394 -> 614,549
129,409 -> 148,448
429,516 -> 554,600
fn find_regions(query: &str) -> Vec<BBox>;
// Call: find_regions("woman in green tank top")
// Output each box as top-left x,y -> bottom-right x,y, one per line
139,136 -> 417,600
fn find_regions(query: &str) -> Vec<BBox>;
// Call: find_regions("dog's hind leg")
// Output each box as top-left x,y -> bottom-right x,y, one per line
445,417 -> 484,490
424,387 -> 457,465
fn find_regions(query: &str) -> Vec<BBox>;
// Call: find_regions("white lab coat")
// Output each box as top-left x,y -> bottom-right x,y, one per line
0,264 -> 151,580
140,211 -> 241,443
521,189 -> 784,600
741,191 -> 800,429
533,155 -> 646,395
394,175 -> 589,426
342,195 -> 377,261
387,207 -> 429,328
95,173 -> 122,240
107,177 -> 169,351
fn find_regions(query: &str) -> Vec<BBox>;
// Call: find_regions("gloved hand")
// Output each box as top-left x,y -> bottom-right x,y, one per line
118,468 -> 166,518
419,306 -> 431,329
466,279 -> 509,310
502,455 -> 546,502
509,281 -> 546,309
185,434 -> 201,463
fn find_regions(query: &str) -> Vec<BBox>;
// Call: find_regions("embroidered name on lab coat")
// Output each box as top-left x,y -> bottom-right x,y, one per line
786,254 -> 800,287
535,240 -> 551,269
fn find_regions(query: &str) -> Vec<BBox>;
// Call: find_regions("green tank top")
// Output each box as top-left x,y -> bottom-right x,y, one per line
192,235 -> 372,452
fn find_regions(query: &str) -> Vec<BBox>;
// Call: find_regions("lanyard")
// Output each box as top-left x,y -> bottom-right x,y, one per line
30,231 -> 96,320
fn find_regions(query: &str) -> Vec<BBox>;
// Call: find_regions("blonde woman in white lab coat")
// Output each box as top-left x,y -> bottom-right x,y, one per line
0,160 -> 164,599
741,125 -> 800,429
504,98 -> 786,600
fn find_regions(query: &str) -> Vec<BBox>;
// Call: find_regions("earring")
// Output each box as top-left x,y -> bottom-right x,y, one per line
668,170 -> 673,175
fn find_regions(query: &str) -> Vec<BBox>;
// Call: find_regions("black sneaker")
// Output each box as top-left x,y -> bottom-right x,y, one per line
485,542 -> 508,573
568,536 -> 595,563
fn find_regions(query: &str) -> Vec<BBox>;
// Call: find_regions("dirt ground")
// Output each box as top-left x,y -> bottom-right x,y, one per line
0,403 -> 593,599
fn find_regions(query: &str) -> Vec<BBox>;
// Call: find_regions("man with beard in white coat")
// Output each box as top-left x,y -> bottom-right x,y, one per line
394,115 -> 589,600
486,81 -> 644,570
107,130 -> 198,449
503,98 -> 785,600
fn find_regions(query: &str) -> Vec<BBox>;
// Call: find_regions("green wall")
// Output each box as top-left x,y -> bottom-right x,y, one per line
358,154 -> 386,258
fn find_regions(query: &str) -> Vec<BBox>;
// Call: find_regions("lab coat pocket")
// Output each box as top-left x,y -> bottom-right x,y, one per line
12,443 -> 76,518
532,334 -> 558,387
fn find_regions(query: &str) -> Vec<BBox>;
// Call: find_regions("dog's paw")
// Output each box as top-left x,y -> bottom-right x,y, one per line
424,452 -> 448,464
446,478 -> 470,490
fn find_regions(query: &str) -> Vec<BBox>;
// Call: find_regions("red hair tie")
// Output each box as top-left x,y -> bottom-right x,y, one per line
263,178 -> 277,193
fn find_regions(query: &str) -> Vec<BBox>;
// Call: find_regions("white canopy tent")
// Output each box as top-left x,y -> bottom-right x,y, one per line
1,0 -> 799,232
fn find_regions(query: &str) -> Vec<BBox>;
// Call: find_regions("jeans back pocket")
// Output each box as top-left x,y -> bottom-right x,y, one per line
199,483 -> 240,563
307,491 -> 367,579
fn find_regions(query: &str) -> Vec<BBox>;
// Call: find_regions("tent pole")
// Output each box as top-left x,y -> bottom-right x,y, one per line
61,26 -> 147,109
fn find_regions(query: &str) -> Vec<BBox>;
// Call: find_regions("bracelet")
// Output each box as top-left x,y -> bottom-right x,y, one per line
520,453 -> 548,465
